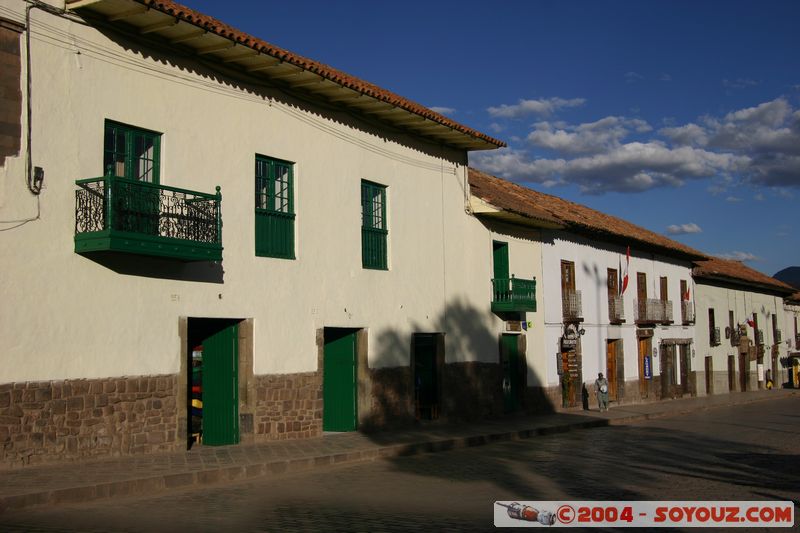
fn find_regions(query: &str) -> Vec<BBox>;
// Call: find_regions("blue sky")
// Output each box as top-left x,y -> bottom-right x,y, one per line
186,0 -> 799,276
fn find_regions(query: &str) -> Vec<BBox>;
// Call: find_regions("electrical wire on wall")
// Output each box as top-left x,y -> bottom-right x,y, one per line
0,2 -> 87,231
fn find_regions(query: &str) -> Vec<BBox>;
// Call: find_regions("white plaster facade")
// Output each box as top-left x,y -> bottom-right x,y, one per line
539,230 -> 696,402
784,298 -> 800,354
694,280 -> 790,392
0,0 -> 502,386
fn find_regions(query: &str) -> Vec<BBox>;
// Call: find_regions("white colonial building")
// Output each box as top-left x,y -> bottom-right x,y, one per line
467,169 -> 705,410
693,259 -> 796,393
0,0 -> 506,466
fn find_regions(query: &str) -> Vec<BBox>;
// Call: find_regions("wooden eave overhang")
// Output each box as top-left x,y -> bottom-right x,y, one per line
469,195 -> 564,230
66,0 -> 506,152
692,272 -> 796,297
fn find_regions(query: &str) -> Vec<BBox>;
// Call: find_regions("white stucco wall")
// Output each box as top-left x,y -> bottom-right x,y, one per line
695,280 -> 789,389
539,231 -> 696,388
0,3 -> 501,382
784,302 -> 800,353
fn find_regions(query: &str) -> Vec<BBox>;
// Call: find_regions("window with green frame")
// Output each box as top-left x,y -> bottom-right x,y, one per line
103,120 -> 161,182
255,155 -> 295,259
361,180 -> 387,270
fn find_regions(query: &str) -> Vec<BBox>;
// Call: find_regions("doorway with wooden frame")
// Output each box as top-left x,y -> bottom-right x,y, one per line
323,328 -> 359,432
606,339 -> 624,403
727,355 -> 736,392
660,343 -> 677,399
501,334 -> 524,413
637,336 -> 651,399
187,318 -> 241,448
739,351 -> 749,392
678,344 -> 691,396
413,333 -> 443,421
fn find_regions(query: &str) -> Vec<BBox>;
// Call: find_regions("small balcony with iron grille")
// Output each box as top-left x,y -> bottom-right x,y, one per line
608,295 -> 625,324
755,329 -> 764,346
562,290 -> 583,322
491,276 -> 537,313
710,327 -> 721,346
681,300 -> 695,324
634,298 -> 673,324
74,173 -> 222,262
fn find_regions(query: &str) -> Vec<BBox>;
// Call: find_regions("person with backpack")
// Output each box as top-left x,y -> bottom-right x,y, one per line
595,372 -> 610,412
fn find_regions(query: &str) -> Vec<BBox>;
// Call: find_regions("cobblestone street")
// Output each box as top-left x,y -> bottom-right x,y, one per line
1,396 -> 797,532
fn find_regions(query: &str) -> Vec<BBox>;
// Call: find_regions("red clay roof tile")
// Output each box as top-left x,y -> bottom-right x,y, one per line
121,0 -> 505,149
693,257 -> 796,294
469,168 -> 707,260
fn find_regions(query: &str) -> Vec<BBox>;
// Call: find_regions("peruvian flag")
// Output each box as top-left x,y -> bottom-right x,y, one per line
746,318 -> 755,328
684,286 -> 691,301
620,246 -> 630,295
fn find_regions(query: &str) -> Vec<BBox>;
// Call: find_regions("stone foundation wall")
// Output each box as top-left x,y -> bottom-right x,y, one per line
363,366 -> 414,430
525,385 -> 559,414
442,362 -> 502,420
253,373 -> 322,440
0,375 -> 178,469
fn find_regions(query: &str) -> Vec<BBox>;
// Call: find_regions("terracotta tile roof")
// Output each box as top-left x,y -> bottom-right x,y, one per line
787,291 -> 800,304
113,0 -> 505,149
694,257 -> 796,294
468,168 -> 707,260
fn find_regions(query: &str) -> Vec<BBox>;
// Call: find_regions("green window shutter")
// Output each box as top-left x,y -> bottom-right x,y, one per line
103,120 -> 161,183
361,180 -> 387,270
255,155 -> 296,259
492,241 -> 509,279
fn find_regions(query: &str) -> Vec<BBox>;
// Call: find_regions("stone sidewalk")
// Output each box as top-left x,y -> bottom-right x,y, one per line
0,388 -> 795,513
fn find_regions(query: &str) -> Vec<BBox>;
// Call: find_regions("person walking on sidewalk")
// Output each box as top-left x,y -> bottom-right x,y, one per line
595,373 -> 609,412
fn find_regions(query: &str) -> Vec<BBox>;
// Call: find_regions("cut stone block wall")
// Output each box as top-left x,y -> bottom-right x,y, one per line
253,373 -> 322,440
0,375 -> 178,469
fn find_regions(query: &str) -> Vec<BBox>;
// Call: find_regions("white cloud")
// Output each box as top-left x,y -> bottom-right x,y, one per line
715,251 -> 760,262
659,124 -> 709,146
478,97 -> 800,195
487,97 -> 586,119
428,106 -> 455,115
725,196 -> 742,203
657,98 -> 800,188
527,116 -> 652,156
473,142 -> 749,194
625,71 -> 644,83
660,73 -> 672,82
666,223 -> 702,235
722,78 -> 759,89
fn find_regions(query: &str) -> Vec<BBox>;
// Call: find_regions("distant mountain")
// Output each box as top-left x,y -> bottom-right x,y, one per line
774,266 -> 800,289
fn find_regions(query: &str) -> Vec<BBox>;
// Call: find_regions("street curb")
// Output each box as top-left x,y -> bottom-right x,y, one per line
0,418 -> 610,514
1,391 -> 795,513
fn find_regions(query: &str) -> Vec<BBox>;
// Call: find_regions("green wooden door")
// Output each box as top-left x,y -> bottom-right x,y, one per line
323,330 -> 357,431
492,241 -> 509,279
202,323 -> 239,446
502,334 -> 521,413
414,335 -> 438,420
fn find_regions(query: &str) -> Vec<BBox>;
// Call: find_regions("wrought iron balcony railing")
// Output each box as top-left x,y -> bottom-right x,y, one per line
710,327 -> 721,346
562,290 -> 582,321
491,276 -> 536,313
634,298 -> 673,323
75,174 -> 222,261
681,300 -> 695,324
608,295 -> 625,323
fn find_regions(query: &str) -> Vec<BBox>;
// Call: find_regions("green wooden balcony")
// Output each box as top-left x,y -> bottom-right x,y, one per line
74,174 -> 222,262
491,276 -> 537,313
